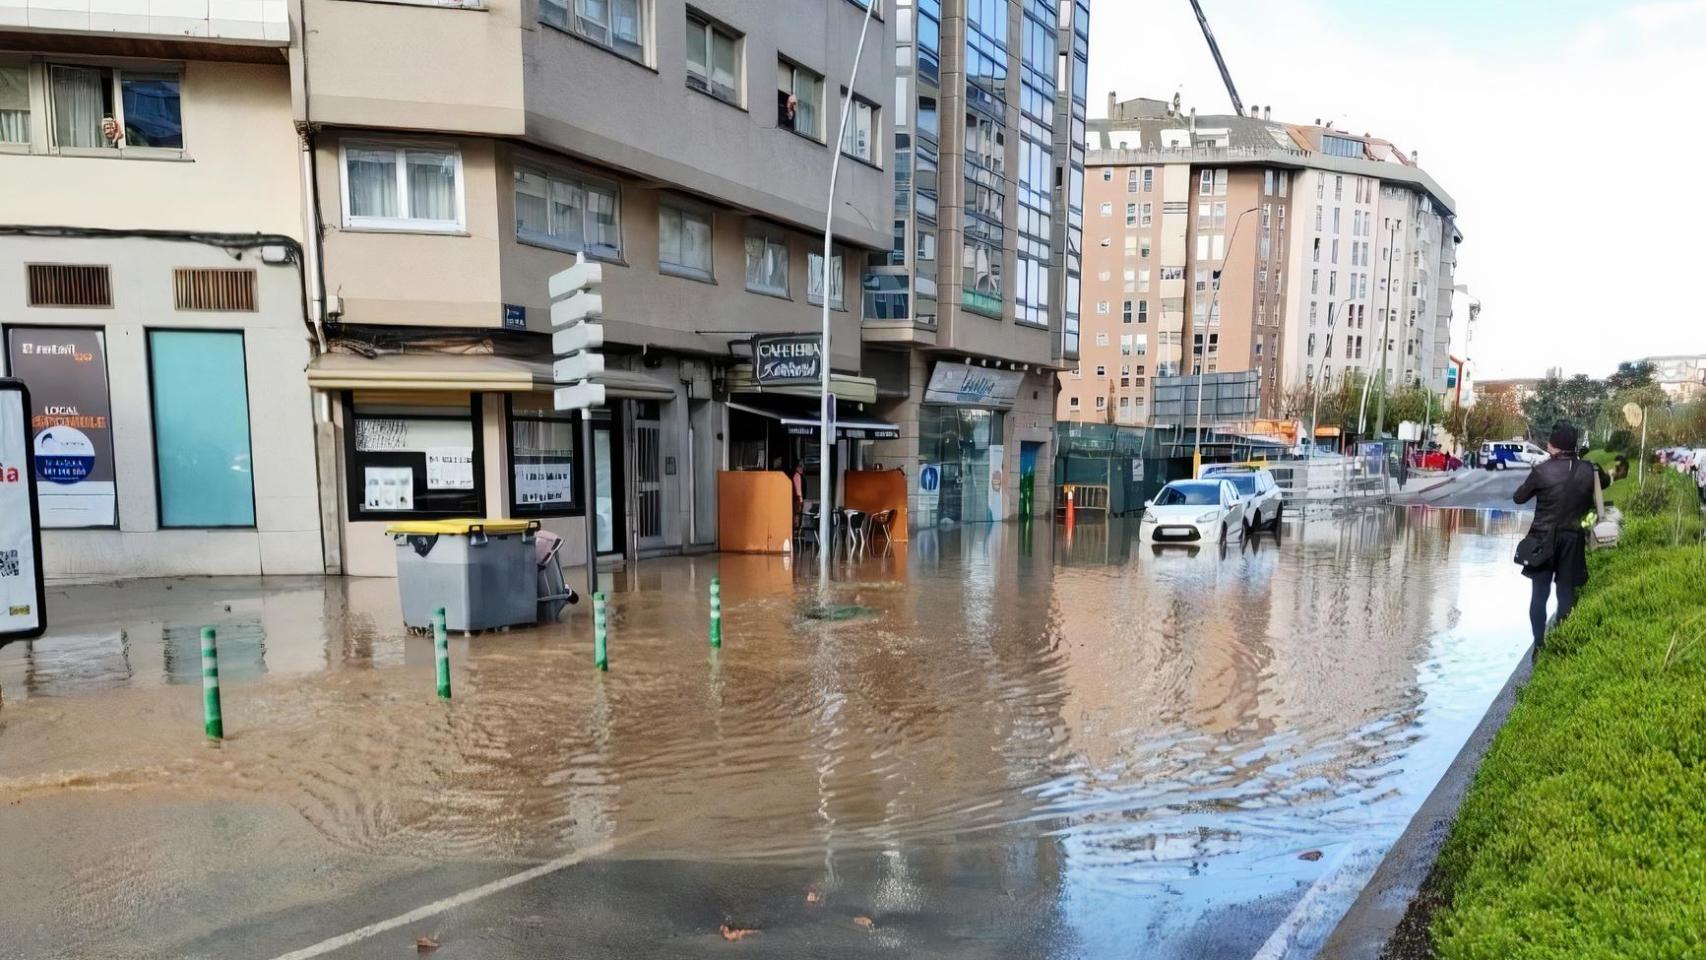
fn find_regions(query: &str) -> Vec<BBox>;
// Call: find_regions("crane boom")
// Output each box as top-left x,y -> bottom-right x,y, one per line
1187,0 -> 1244,117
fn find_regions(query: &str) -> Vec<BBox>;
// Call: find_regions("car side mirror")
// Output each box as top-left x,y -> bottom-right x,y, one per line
1143,499 -> 1153,508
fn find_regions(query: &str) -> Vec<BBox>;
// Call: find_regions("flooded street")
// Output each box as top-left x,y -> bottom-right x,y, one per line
0,506 -> 1531,960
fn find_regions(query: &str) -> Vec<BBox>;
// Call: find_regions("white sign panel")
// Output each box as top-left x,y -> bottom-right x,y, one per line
986,445 -> 1005,522
1,384 -> 45,640
363,466 -> 415,511
923,362 -> 1025,409
514,463 -> 574,506
425,447 -> 475,490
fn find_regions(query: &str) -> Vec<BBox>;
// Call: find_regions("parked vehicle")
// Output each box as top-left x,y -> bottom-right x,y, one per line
1480,440 -> 1546,470
1140,479 -> 1245,544
1200,464 -> 1285,534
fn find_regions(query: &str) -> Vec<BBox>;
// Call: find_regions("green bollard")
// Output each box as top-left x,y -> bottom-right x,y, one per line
709,577 -> 722,648
200,627 -> 224,740
593,592 -> 608,671
432,607 -> 452,699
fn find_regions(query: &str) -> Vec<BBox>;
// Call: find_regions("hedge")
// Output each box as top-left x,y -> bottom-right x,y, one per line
1429,459 -> 1706,959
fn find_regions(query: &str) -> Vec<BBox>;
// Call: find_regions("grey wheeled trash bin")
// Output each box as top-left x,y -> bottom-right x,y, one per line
387,519 -> 539,631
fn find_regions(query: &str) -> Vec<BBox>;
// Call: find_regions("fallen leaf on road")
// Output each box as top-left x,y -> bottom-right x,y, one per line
853,916 -> 875,930
415,936 -> 440,952
720,924 -> 758,942
805,888 -> 822,904
1298,850 -> 1323,862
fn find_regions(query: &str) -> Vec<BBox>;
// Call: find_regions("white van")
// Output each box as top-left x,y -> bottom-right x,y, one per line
1480,440 -> 1546,470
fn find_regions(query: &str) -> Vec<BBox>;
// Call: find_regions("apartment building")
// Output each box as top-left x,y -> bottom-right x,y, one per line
863,0 -> 1089,526
1059,96 -> 1460,431
0,1 -> 323,578
1643,355 -> 1706,402
295,0 -> 895,575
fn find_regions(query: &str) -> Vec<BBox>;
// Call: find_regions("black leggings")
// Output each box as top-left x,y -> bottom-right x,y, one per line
1529,569 -> 1578,647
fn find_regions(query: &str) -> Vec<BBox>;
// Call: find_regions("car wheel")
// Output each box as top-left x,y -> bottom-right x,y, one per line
1269,501 -> 1284,531
1219,522 -> 1228,545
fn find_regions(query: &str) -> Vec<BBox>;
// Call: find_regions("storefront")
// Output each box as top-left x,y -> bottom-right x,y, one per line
308,351 -> 707,576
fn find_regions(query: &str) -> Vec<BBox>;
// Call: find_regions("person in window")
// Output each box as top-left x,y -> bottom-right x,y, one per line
1513,422 -> 1598,656
778,91 -> 799,131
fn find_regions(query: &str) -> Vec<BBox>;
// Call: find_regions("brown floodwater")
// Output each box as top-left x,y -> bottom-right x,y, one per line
0,505 -> 1532,960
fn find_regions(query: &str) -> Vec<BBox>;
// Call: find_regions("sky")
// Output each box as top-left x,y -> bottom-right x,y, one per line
1086,0 -> 1706,379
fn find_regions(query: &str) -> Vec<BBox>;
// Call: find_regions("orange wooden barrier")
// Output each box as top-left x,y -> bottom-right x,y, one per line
717,471 -> 794,554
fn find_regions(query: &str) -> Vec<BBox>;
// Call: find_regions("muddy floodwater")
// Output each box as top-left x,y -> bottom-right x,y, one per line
0,505 -> 1531,960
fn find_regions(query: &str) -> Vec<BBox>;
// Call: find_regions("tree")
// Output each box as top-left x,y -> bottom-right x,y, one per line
1605,360 -> 1657,395
1523,373 -> 1606,439
1457,396 -> 1524,451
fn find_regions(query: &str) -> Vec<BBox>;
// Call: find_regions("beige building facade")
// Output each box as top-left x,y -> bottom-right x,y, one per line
1059,96 -> 1460,434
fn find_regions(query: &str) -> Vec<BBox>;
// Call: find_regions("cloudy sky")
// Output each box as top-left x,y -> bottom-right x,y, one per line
1087,0 -> 1705,379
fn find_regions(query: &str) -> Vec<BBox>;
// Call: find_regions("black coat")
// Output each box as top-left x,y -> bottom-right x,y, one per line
1514,453 -> 1598,585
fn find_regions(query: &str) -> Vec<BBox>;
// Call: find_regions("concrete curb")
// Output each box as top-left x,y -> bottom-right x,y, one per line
1314,648 -> 1533,960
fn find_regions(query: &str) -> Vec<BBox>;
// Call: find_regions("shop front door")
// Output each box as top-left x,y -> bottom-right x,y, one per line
630,400 -> 665,553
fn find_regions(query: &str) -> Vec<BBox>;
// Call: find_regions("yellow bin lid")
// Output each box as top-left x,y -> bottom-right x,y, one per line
386,518 -> 539,536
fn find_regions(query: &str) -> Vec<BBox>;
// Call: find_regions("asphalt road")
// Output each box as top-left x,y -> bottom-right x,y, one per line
1397,468 -> 1531,511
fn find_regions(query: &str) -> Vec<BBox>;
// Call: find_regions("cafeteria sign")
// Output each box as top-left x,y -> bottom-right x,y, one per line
752,335 -> 822,386
1,378 -> 47,644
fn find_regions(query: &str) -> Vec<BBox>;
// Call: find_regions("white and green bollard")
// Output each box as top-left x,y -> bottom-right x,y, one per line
593,592 -> 609,671
432,607 -> 451,699
201,627 -> 224,740
709,577 -> 722,648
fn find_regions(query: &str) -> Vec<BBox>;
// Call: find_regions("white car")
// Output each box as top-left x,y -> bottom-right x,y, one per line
1201,465 -> 1285,534
1140,478 -> 1246,545
1481,440 -> 1547,470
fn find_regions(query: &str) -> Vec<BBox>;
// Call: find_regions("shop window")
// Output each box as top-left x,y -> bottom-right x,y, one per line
344,394 -> 483,521
148,330 -> 255,527
507,394 -> 582,517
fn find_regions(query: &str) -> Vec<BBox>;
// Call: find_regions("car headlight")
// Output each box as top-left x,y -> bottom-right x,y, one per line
1196,510 -> 1222,523
1141,513 -> 1158,523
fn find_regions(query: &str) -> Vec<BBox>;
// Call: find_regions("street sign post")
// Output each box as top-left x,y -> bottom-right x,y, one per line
551,253 -> 607,601
1,378 -> 47,646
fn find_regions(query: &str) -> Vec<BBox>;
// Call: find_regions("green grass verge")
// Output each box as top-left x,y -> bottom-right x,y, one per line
1430,471 -> 1706,958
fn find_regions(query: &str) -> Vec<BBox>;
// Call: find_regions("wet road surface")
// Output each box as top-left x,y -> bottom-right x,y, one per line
1397,468 -> 1530,511
0,507 -> 1531,959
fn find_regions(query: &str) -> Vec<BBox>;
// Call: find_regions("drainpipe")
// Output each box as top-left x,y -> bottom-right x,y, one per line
296,121 -> 327,354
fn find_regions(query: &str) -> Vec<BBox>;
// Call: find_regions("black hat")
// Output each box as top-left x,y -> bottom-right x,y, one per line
1549,422 -> 1578,453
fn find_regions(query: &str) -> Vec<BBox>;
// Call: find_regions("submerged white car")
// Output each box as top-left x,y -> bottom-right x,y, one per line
1201,465 -> 1285,534
1140,479 -> 1246,544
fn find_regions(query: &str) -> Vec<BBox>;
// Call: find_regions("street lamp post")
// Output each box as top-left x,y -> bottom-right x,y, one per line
816,0 -> 877,578
1191,206 -> 1258,476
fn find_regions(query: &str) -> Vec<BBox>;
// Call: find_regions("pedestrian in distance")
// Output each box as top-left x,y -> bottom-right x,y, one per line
1512,422 -> 1599,657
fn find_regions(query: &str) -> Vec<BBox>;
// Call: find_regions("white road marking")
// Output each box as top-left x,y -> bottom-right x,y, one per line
264,838 -> 623,960
1249,841 -> 1384,960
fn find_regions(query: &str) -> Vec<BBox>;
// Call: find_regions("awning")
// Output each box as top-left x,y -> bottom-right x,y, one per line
306,352 -> 675,399
723,363 -> 878,404
728,400 -> 900,440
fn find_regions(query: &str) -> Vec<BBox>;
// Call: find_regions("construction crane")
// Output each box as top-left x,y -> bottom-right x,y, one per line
1187,0 -> 1245,117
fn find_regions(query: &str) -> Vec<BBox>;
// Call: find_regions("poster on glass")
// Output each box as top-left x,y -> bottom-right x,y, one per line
4,328 -> 117,528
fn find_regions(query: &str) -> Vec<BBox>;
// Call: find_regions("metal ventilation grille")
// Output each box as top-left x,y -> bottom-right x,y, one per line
173,268 -> 258,312
26,264 -> 112,308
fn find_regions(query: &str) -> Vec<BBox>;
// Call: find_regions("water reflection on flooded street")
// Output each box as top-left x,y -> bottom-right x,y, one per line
0,505 -> 1529,960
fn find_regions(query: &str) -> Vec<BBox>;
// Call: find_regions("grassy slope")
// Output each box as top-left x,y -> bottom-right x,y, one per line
1431,458 -> 1706,959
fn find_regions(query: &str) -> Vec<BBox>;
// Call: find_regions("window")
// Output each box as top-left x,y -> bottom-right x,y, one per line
1094,331 -> 1108,346
808,250 -> 844,308
1141,202 -> 1153,226
46,64 -> 183,152
1125,202 -> 1136,226
1142,167 -> 1154,192
840,93 -> 878,164
508,395 -> 581,517
744,228 -> 789,295
1137,300 -> 1148,323
1,64 -> 29,145
1140,239 -> 1150,258
1094,364 -> 1106,377
1127,169 -> 1138,192
1095,396 -> 1105,410
1311,269 -> 1319,294
1199,169 -> 1211,195
543,0 -> 647,64
1069,395 -> 1080,408
148,330 -> 254,527
343,141 -> 464,232
1071,366 -> 1082,379
514,162 -> 618,255
1331,239 -> 1339,263
1121,333 -> 1137,356
1095,300 -> 1109,314
1101,168 -> 1111,181
1334,175 -> 1343,200
1263,170 -> 1274,195
1138,268 -> 1150,292
1312,238 -> 1320,262
1099,201 -> 1112,216
777,60 -> 824,138
658,202 -> 713,279
345,395 -> 483,521
1123,268 -> 1135,291
686,12 -> 741,104
1122,300 -> 1132,322
1333,207 -> 1341,233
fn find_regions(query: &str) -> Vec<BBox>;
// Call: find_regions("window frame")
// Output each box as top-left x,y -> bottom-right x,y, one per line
512,156 -> 622,258
657,197 -> 715,281
342,392 -> 487,523
838,89 -> 880,167
505,394 -> 585,519
777,57 -> 826,141
685,8 -> 744,107
807,248 -> 846,310
743,225 -> 791,298
340,138 -> 466,234
541,0 -> 652,68
145,327 -> 256,530
38,60 -> 189,160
